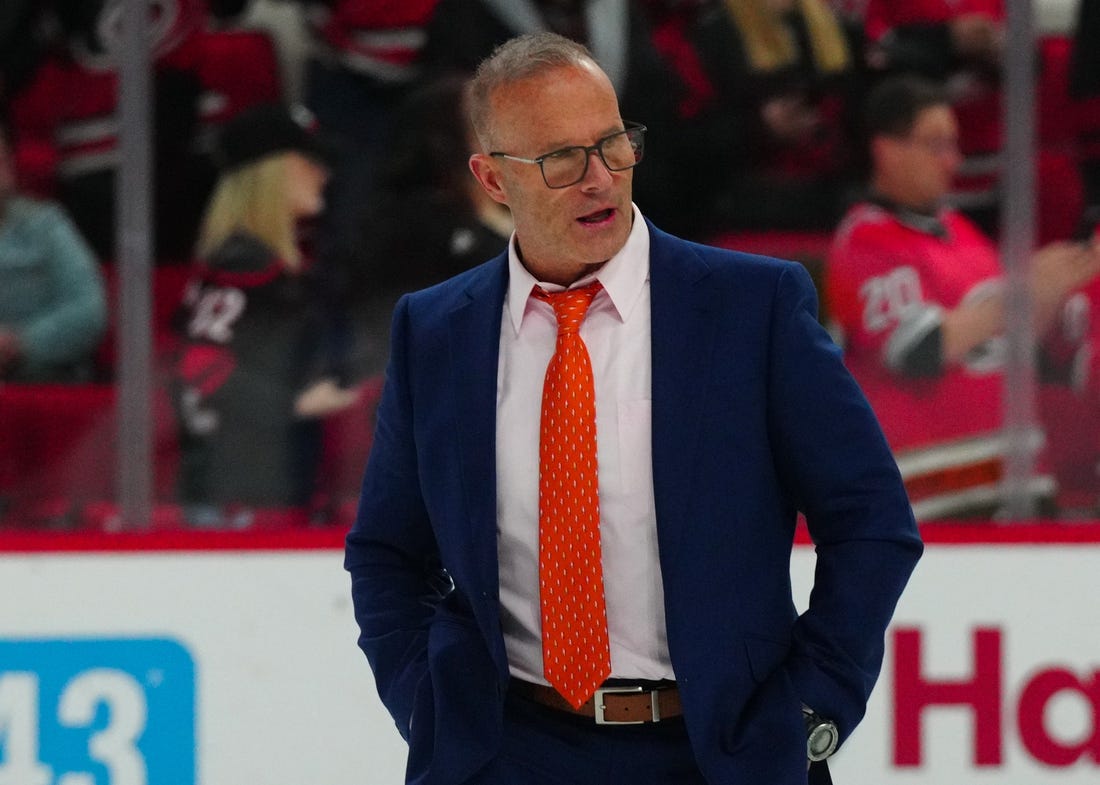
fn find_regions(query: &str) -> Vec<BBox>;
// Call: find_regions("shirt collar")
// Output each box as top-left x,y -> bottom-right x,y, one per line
867,191 -> 950,240
506,203 -> 650,334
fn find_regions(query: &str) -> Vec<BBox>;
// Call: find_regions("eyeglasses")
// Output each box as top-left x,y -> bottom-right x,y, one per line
489,123 -> 646,189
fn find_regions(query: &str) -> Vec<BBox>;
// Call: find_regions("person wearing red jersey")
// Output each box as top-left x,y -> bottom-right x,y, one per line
8,0 -> 209,261
826,76 -> 1100,519
296,0 -> 440,277
862,0 -> 1089,245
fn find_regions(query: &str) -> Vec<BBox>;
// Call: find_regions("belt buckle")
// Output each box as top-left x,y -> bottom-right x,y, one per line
593,685 -> 652,725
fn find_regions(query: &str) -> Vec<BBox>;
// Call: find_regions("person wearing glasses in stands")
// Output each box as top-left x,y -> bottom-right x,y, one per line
825,75 -> 1100,521
345,32 -> 922,785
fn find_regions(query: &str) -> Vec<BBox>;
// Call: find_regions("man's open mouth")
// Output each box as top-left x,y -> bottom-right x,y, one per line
578,208 -> 614,224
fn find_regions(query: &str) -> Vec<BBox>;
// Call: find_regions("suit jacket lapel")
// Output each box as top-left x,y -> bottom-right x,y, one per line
448,255 -> 509,599
647,223 -> 719,583
441,232 -> 718,610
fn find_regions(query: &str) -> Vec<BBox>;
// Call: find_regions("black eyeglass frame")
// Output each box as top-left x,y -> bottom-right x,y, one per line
488,122 -> 647,189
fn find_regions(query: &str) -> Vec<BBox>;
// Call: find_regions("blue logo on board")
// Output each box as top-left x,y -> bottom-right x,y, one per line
0,638 -> 195,785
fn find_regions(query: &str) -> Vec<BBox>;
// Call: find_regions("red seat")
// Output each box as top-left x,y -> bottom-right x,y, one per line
0,383 -> 181,528
1038,383 -> 1100,514
1039,35 -> 1078,148
1039,34 -> 1100,164
316,375 -> 385,509
708,231 -> 833,260
1036,149 -> 1085,244
0,384 -> 115,526
708,231 -> 833,317
94,262 -> 192,376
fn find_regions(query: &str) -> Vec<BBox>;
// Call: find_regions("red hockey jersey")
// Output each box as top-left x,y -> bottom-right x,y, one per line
303,0 -> 439,83
826,201 -> 1055,519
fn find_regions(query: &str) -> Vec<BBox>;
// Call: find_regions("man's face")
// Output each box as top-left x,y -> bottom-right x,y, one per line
470,61 -> 634,285
877,104 -> 962,211
284,152 -> 330,219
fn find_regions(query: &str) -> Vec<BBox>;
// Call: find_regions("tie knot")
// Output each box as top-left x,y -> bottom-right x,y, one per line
533,281 -> 603,334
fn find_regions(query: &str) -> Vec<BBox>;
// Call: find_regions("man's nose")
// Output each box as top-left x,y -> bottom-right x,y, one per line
579,148 -> 614,189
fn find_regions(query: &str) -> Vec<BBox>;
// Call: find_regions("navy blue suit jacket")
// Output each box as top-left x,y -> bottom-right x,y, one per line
346,221 -> 922,784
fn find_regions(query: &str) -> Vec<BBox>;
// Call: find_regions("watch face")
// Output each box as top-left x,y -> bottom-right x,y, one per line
808,725 -> 837,759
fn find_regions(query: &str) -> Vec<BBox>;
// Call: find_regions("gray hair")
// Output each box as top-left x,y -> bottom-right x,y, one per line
467,32 -> 598,150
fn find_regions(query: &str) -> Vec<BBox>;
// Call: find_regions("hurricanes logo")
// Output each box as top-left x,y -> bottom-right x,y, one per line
95,0 -> 197,61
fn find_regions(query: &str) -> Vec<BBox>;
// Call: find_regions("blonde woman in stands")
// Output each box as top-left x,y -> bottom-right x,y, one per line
174,103 -> 359,528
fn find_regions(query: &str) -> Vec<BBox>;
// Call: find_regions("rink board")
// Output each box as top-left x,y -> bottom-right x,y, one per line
1,524 -> 1099,784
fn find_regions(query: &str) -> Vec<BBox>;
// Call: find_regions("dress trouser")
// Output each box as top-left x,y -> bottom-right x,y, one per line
463,685 -> 709,785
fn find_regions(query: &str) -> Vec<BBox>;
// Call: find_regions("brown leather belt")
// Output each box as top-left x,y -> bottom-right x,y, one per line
511,679 -> 683,724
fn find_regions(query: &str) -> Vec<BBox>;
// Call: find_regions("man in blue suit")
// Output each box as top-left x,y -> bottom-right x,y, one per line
345,32 -> 922,785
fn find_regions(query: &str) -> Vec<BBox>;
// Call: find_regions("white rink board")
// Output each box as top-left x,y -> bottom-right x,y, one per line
1,541 -> 1099,784
799,544 -> 1100,785
0,551 -> 407,785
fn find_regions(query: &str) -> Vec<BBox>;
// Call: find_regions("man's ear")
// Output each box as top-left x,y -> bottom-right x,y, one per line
870,136 -> 895,171
469,153 -> 509,205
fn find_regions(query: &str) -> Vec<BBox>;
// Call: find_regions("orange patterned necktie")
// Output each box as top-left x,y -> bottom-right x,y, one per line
532,280 -> 611,709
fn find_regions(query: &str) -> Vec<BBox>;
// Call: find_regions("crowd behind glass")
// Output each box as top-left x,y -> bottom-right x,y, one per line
1,0 -> 1099,530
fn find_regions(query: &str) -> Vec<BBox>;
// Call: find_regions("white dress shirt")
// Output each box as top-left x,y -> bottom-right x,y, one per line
495,204 -> 674,684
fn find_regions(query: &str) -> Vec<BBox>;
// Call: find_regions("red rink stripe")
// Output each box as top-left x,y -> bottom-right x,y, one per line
0,528 -> 347,553
5,521 -> 1100,554
794,520 -> 1100,546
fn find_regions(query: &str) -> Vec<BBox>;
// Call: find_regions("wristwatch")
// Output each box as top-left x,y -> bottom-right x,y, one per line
803,707 -> 839,762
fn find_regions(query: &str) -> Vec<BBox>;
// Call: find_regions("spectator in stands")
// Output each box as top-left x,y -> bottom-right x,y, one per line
862,0 -> 1005,231
668,0 -> 863,233
864,0 -> 1003,79
1071,0 -> 1100,208
173,103 -> 359,528
295,0 -> 440,282
825,75 -> 1100,520
351,74 -> 512,374
0,0 -> 49,105
418,0 -> 692,236
8,0 -> 208,262
179,0 -> 288,264
825,0 -> 869,26
0,112 -> 106,383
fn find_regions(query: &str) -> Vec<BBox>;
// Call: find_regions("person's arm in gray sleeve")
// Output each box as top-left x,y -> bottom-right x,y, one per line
17,204 -> 107,371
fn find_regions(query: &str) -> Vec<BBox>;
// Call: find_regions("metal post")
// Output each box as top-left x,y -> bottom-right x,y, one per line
999,0 -> 1039,520
114,0 -> 155,528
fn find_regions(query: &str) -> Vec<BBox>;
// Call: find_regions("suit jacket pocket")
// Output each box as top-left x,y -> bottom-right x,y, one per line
411,617 -> 502,785
723,633 -> 803,774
